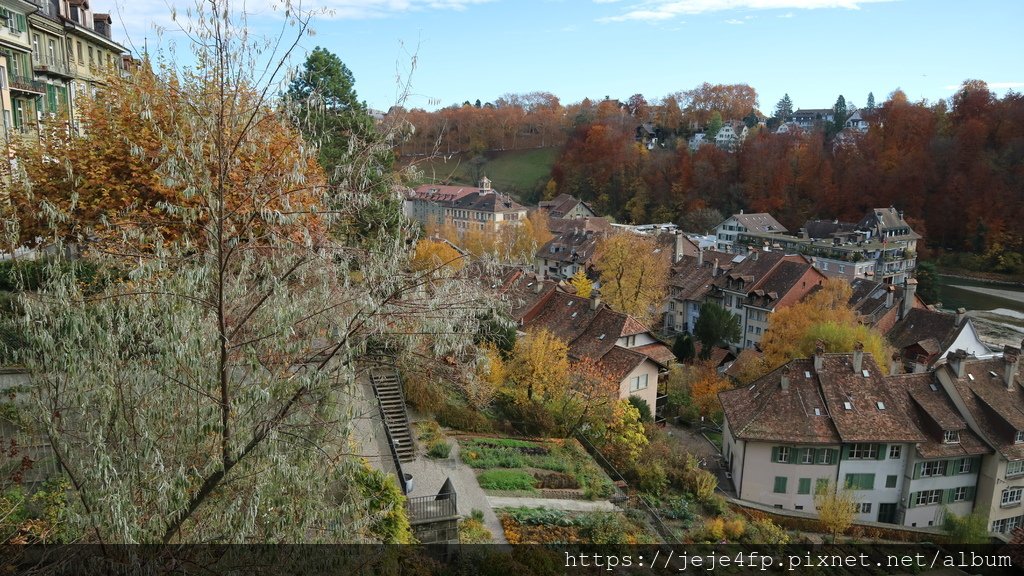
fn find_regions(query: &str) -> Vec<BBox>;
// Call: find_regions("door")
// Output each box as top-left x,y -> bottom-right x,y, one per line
877,503 -> 898,524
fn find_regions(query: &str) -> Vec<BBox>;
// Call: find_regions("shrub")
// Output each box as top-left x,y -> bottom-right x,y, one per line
723,518 -> 746,540
477,469 -> 537,491
502,507 -> 576,526
459,517 -> 493,543
689,468 -> 717,502
633,461 -> 668,494
703,517 -> 725,541
627,396 -> 652,423
438,404 -> 493,432
579,512 -> 629,545
745,517 -> 790,545
427,440 -> 451,459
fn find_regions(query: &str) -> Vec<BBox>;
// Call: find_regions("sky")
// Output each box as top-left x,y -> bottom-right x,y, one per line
111,0 -> 1024,114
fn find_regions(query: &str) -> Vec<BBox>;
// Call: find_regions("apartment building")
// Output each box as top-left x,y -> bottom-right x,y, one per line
404,177 -> 528,238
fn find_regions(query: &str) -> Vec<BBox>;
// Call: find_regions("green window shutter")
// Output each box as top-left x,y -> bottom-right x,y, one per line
876,444 -> 887,460
773,476 -> 787,494
864,474 -> 875,490
966,486 -> 976,501
798,478 -> 811,494
908,492 -> 917,508
815,448 -> 824,464
886,474 -> 898,488
945,460 -> 956,476
771,446 -> 780,463
913,462 -> 922,479
16,14 -> 25,32
841,445 -> 851,460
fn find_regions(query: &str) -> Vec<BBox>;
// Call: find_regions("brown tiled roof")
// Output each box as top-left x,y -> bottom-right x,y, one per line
887,308 -> 959,364
817,354 -> 924,443
721,358 -> 841,444
598,346 -> 648,382
693,343 -> 737,368
724,348 -> 764,382
887,373 -> 991,460
539,194 -> 596,219
537,229 -> 602,265
633,342 -> 676,367
668,253 -> 730,302
944,356 -> 1024,460
485,268 -> 558,323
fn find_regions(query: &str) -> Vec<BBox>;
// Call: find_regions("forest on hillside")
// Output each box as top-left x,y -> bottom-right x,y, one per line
395,81 -> 1024,271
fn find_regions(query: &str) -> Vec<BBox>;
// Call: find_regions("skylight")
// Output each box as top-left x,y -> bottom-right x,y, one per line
876,402 -> 886,410
814,408 -> 821,416
968,373 -> 975,381
805,371 -> 811,378
843,402 -> 853,410
597,334 -> 605,340
929,383 -> 938,391
567,300 -> 574,306
862,370 -> 870,378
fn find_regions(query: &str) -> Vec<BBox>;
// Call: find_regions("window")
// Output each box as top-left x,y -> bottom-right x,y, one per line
817,448 -> 835,465
920,461 -> 944,478
958,458 -> 973,474
943,430 -> 960,444
1007,460 -> 1024,478
858,503 -> 872,514
629,373 -> 648,392
953,486 -> 970,502
801,449 -> 814,465
48,39 -> 56,64
798,478 -> 811,495
844,473 -> 875,490
888,445 -> 901,459
914,490 -> 942,506
773,446 -> 791,463
992,515 -> 1024,534
847,444 -> 878,460
1001,487 -> 1022,508
839,264 -> 846,274
1016,431 -> 1024,444
886,475 -> 898,488
32,34 -> 39,59
773,476 -> 787,494
77,41 -> 83,64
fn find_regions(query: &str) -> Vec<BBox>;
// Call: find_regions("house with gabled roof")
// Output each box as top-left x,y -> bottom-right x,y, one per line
721,345 -> 942,525
404,177 -> 527,237
538,193 -> 598,221
714,212 -> 788,253
887,306 -> 994,372
663,248 -> 733,335
887,371 -> 990,529
520,289 -> 675,420
937,346 -> 1024,536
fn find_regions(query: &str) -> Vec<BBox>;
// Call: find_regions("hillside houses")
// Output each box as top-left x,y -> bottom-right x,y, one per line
720,343 -> 1024,533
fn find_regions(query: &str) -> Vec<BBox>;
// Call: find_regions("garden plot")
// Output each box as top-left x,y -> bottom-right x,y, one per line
498,506 -> 659,544
458,436 -> 615,500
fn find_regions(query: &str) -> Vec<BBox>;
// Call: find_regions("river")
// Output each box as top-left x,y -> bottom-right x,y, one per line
935,275 -> 1024,349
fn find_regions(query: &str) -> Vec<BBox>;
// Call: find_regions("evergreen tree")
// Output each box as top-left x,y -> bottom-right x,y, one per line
866,91 -> 876,111
693,303 -> 741,360
673,333 -> 695,362
773,94 -> 793,121
831,95 -> 848,135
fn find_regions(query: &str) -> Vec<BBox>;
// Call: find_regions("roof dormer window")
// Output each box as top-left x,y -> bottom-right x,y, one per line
1016,430 -> 1024,444
943,430 -> 960,444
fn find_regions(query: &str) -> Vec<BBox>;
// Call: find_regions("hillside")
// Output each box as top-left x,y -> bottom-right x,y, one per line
401,148 -> 559,204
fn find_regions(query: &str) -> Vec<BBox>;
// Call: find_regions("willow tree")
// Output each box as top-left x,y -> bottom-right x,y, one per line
6,0 -> 494,544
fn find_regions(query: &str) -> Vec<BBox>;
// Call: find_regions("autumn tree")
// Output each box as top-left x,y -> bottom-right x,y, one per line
594,233 -> 669,326
815,481 -> 858,543
508,328 -> 569,402
693,302 -> 741,359
687,364 -> 732,420
410,238 -> 465,274
760,278 -> 892,373
590,399 -> 648,469
5,0 -> 495,545
570,268 -> 593,298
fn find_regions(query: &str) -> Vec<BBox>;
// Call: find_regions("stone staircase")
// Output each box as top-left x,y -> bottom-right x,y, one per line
370,368 -> 415,463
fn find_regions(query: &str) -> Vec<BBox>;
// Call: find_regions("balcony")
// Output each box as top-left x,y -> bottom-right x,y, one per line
8,75 -> 46,95
33,54 -> 73,77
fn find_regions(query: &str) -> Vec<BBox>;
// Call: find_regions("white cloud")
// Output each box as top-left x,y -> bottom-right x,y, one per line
725,18 -> 743,23
598,0 -> 895,24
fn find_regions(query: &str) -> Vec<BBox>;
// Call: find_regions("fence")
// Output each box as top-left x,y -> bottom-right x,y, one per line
406,492 -> 457,524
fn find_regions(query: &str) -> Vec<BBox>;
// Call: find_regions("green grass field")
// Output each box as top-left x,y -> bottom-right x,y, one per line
402,147 -> 559,204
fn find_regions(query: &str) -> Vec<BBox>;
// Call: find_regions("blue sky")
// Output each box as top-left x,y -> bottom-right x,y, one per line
117,0 -> 1023,114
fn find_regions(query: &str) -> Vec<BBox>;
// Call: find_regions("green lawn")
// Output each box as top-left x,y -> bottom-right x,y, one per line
402,147 -> 559,204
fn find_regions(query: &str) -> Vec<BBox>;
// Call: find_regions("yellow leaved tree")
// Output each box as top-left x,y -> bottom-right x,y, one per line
594,232 -> 669,326
507,327 -> 569,402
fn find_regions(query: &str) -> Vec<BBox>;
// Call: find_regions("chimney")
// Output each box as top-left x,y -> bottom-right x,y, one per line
591,296 -> 601,311
853,341 -> 864,374
948,349 -> 968,379
675,232 -> 684,264
534,279 -> 543,294
698,246 -> 704,267
1003,347 -> 1020,391
713,258 -> 719,277
781,365 -> 790,391
955,307 -> 967,327
885,285 -> 895,309
813,341 -> 825,373
890,351 -> 901,375
901,278 -> 917,320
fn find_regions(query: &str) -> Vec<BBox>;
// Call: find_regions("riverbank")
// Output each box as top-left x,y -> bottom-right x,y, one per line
933,267 -> 1024,287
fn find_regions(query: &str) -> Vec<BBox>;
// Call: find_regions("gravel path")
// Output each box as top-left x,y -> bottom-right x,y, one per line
486,496 -> 618,512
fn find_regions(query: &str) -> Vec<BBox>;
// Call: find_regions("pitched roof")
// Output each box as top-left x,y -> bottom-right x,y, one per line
539,194 -> 594,219
547,216 -> 614,236
887,373 -> 991,460
409,184 -> 525,214
723,353 -> 925,445
728,213 -> 788,234
944,354 -> 1024,460
887,308 -> 959,363
668,257 -> 719,302
537,229 -> 602,265
632,342 -> 677,366
857,207 -> 922,239
721,358 -> 841,444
